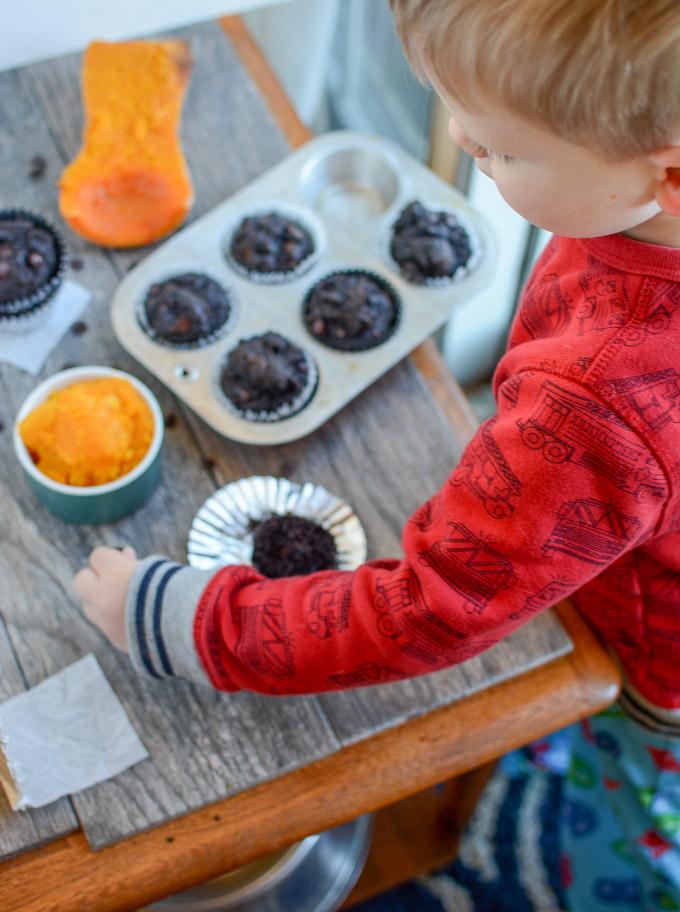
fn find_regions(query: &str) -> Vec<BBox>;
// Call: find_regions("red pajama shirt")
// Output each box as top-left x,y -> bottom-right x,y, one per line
127,233 -> 680,709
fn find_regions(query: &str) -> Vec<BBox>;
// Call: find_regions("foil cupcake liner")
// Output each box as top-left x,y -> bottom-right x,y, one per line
214,335 -> 319,423
187,475 -> 367,572
136,268 -> 238,350
223,202 -> 324,285
302,268 -> 402,352
0,208 -> 67,326
384,200 -> 482,289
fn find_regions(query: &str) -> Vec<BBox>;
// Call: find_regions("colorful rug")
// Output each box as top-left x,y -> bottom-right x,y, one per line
350,744 -> 568,912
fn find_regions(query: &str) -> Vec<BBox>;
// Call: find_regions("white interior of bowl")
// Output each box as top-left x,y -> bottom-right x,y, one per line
13,365 -> 164,496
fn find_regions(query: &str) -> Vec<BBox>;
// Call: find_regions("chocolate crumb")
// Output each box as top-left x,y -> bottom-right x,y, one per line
28,155 -> 47,179
71,320 -> 88,336
70,257 -> 84,271
202,456 -> 217,471
164,413 -> 178,429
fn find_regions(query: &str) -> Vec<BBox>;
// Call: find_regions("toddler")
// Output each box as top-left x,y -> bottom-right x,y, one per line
75,1 -> 680,908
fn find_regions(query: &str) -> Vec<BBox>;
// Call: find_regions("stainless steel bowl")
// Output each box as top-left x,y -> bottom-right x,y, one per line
146,815 -> 373,912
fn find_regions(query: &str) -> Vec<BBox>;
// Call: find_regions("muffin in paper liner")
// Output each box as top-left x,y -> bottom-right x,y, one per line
215,332 -> 319,423
136,269 -> 237,350
223,203 -> 324,284
0,208 -> 67,333
187,475 -> 367,573
385,199 -> 482,288
302,268 -> 401,352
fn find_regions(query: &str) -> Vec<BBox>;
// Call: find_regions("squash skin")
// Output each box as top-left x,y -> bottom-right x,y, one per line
59,40 -> 193,248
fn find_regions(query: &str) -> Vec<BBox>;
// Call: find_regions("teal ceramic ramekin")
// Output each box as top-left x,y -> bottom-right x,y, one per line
13,366 -> 164,524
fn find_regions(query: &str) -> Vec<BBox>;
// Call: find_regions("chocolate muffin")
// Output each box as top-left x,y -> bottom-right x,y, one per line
303,270 -> 399,351
220,331 -> 316,419
228,212 -> 314,277
142,273 -> 231,346
0,211 -> 65,319
390,201 -> 473,284
251,514 -> 337,577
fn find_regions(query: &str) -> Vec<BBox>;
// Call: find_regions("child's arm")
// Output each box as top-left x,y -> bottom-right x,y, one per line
75,369 -> 667,694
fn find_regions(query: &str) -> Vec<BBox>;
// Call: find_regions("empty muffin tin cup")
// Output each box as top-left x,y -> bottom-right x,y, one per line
299,144 -> 401,230
223,202 -> 325,284
187,475 -> 367,572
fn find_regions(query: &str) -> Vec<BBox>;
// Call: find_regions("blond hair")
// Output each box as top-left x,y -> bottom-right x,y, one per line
390,0 -> 680,159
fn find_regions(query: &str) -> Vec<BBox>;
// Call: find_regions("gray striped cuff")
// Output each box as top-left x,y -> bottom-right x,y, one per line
125,555 -> 217,687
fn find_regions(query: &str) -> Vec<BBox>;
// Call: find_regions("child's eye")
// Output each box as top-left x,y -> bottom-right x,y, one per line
487,149 -> 513,165
471,144 -> 513,164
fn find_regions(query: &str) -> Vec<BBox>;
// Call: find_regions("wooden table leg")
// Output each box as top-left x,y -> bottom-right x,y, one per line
342,761 -> 497,907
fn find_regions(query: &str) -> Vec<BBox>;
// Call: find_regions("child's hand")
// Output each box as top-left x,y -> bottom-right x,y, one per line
73,546 -> 140,652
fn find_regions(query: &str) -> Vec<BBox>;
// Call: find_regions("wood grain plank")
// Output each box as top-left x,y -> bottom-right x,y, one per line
0,620 -> 78,859
3,18 -> 568,856
1,46 -> 339,853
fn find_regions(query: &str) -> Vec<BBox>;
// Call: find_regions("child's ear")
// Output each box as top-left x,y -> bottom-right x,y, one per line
649,146 -> 680,216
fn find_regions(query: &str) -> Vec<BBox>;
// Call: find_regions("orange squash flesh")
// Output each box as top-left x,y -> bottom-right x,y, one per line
59,40 -> 193,248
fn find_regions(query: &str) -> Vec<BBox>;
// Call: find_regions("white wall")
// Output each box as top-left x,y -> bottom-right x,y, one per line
0,0 -> 292,71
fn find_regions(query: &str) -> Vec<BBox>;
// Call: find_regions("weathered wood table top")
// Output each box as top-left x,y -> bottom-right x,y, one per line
0,16 -> 620,912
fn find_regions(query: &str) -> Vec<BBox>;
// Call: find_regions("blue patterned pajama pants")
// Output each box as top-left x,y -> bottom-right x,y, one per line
562,705 -> 680,912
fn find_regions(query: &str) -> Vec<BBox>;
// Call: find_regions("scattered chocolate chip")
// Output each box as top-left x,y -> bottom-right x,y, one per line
164,413 -> 177,429
213,814 -> 221,822
28,155 -> 47,179
202,456 -> 216,471
166,836 -> 175,844
70,257 -> 84,271
71,320 -> 88,336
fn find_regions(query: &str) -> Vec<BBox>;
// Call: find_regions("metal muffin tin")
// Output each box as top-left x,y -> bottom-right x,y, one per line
111,131 -> 495,445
